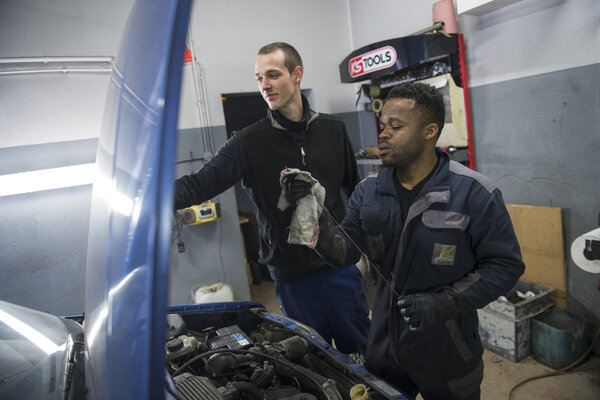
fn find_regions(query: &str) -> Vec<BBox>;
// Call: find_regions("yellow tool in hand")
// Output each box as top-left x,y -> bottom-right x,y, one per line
181,201 -> 219,225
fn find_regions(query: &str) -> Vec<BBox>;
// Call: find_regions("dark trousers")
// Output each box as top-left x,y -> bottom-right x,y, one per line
378,358 -> 484,400
274,265 -> 370,356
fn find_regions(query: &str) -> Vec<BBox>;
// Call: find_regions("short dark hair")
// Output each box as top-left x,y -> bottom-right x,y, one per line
386,82 -> 445,134
258,42 -> 303,75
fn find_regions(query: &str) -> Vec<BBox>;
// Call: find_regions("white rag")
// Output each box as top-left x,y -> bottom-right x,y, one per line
277,168 -> 326,249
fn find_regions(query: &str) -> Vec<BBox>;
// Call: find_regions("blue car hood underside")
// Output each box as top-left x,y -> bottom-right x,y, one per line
84,1 -> 191,399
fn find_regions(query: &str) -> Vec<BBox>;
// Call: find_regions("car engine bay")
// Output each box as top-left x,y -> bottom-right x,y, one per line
165,307 -> 399,400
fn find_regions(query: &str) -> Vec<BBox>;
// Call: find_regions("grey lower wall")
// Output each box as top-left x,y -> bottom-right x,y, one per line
0,139 -> 97,315
470,63 -> 600,325
0,139 -> 99,175
0,184 -> 92,316
0,127 -> 251,314
169,126 -> 250,305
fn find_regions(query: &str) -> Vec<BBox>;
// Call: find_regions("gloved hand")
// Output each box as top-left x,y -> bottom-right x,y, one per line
283,174 -> 311,210
397,292 -> 461,332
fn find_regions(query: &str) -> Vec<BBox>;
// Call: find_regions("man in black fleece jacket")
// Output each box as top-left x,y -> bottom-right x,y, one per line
174,42 -> 370,355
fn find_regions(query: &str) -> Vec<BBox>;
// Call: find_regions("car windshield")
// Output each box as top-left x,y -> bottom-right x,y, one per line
0,300 -> 82,400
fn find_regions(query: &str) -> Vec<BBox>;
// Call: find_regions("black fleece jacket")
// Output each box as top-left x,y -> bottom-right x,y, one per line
174,102 -> 359,281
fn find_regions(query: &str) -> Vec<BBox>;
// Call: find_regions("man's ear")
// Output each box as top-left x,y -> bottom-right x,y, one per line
424,123 -> 439,140
293,66 -> 303,83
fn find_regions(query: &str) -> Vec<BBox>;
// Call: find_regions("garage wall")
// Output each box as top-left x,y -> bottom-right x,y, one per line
0,0 -> 362,315
456,0 -> 600,325
347,0 -> 600,325
468,64 -> 600,321
178,0 -> 358,128
0,0 -> 130,147
347,0 -> 440,48
0,0 -> 135,315
1,0 -> 598,328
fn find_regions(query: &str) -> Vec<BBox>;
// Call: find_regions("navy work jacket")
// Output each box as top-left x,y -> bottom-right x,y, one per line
316,148 -> 525,380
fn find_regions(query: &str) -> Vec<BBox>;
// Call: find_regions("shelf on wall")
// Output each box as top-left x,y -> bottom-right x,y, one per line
356,159 -> 382,165
456,0 -> 524,16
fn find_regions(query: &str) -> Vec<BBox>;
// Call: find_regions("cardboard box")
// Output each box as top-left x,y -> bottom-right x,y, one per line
506,204 -> 566,307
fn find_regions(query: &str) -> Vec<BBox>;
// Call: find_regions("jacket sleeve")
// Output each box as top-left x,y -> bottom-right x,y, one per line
445,189 -> 525,309
174,132 -> 246,210
314,182 -> 364,268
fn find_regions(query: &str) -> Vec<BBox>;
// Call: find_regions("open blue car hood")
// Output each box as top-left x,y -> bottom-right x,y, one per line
84,0 -> 191,398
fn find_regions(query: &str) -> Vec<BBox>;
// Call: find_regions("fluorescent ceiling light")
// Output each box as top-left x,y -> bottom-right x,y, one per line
0,163 -> 96,197
0,162 -> 137,218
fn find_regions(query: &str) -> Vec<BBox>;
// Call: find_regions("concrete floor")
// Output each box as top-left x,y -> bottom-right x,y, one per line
249,279 -> 600,400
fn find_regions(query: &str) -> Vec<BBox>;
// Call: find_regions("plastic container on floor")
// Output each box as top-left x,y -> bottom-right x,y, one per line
532,307 -> 590,370
191,282 -> 234,304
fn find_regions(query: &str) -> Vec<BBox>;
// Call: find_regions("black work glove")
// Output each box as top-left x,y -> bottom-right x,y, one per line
397,292 -> 461,332
283,174 -> 311,210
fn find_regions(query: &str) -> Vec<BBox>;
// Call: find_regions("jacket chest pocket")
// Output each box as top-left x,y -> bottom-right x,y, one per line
422,210 -> 470,231
421,210 -> 470,268
359,206 -> 390,260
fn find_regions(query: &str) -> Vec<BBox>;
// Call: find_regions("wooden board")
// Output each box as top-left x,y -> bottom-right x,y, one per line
506,204 -> 567,304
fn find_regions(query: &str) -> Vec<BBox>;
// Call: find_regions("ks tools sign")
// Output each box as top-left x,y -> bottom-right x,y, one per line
348,46 -> 397,78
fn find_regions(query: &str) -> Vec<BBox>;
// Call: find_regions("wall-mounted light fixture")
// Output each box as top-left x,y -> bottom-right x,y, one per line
0,163 -> 96,197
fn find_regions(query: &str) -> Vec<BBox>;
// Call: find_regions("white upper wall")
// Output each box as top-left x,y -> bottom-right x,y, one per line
347,0 -> 440,48
0,0 -> 361,141
0,73 -> 112,147
457,0 -> 600,87
0,0 -> 598,147
0,0 -> 131,56
178,0 -> 358,128
0,0 -> 135,148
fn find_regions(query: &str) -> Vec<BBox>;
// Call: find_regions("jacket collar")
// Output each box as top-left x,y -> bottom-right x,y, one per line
376,147 -> 451,196
267,94 -> 319,130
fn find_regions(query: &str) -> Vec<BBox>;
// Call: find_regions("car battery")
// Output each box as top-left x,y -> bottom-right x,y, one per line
208,325 -> 252,350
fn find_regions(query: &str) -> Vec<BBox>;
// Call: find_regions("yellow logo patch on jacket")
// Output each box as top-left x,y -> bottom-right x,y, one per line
432,243 -> 456,265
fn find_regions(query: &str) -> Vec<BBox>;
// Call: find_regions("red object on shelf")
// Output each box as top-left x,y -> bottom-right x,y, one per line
183,45 -> 192,63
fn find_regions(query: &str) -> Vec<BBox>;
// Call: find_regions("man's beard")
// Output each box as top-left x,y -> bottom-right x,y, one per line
381,141 -> 423,170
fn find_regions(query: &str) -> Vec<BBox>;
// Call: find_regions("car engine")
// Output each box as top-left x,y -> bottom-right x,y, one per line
164,308 -> 396,400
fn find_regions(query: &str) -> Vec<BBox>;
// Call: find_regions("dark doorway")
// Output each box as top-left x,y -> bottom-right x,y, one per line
221,92 -> 266,213
221,92 -> 269,283
222,89 -> 312,139
222,92 -> 268,140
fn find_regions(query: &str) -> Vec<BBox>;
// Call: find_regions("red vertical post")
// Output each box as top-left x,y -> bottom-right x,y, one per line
457,34 -> 476,170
